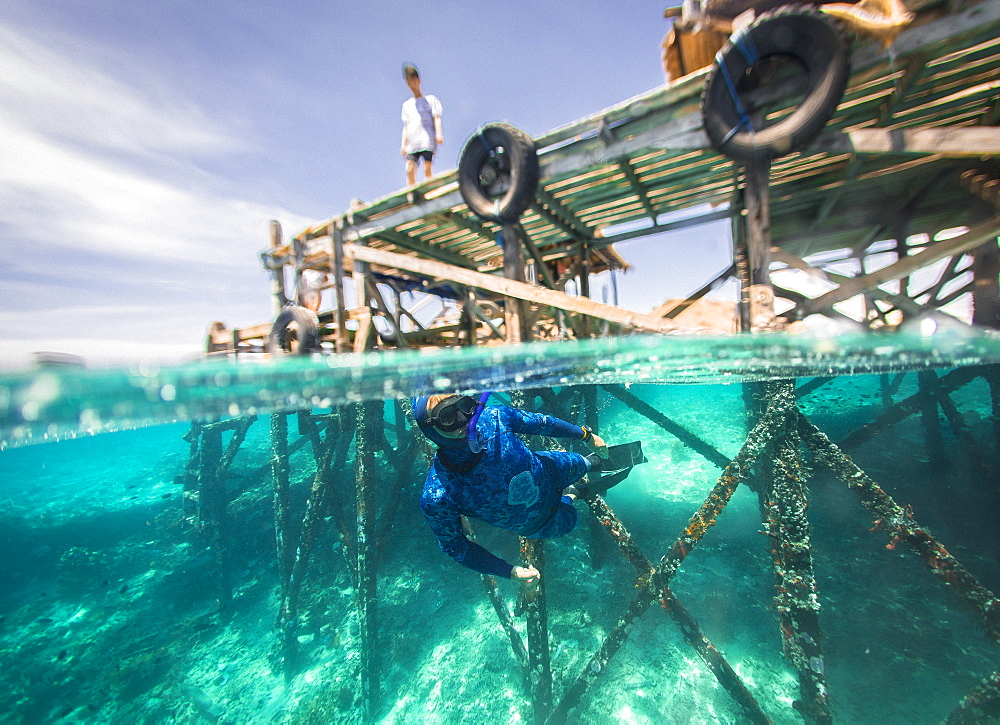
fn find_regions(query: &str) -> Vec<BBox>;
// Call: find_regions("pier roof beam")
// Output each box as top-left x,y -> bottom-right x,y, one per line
432,211 -> 496,248
373,228 -> 478,270
535,187 -> 594,239
810,126 -> 1000,157
535,207 -> 734,261
617,158 -> 658,223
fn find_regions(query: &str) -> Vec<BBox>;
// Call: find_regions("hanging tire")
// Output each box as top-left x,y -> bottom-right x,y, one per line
701,6 -> 849,162
458,123 -> 540,223
267,306 -> 321,355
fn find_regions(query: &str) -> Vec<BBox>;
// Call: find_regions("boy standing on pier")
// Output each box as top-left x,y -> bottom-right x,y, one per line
400,64 -> 443,186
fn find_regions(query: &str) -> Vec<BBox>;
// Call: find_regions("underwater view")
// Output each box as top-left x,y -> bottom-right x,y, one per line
1,331 -> 999,724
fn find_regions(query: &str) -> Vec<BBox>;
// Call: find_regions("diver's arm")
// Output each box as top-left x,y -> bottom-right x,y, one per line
503,407 -> 607,455
420,489 -> 514,578
503,406 -> 585,439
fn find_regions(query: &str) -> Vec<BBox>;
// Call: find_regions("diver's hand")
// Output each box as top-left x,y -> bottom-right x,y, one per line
586,431 -> 609,459
512,565 -> 540,590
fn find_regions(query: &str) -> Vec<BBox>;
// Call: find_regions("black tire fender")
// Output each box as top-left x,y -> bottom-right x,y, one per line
458,123 -> 540,223
701,6 -> 849,162
267,305 -> 321,355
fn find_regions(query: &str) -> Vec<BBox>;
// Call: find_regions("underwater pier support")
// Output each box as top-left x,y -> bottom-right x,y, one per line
355,399 -> 383,719
798,415 -> 1000,644
269,412 -> 298,675
760,391 -> 831,724
195,415 -> 256,616
520,537 -> 552,724
548,490 -> 770,725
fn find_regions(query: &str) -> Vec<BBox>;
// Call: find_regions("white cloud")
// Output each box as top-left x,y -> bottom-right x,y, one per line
0,23 -> 315,264
0,24 -> 233,156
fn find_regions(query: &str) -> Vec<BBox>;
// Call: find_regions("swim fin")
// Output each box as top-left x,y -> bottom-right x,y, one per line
589,441 -> 646,472
581,467 -> 633,498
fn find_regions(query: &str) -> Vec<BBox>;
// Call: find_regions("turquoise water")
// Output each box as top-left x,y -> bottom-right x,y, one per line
0,331 -> 998,723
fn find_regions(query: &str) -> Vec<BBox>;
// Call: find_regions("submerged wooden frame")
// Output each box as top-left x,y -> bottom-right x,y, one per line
175,364 -> 999,722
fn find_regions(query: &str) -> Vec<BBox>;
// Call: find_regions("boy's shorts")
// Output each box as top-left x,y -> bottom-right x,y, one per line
406,150 -> 434,163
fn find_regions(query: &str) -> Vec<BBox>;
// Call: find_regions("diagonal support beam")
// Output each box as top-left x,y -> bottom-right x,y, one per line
653,263 -> 737,319
549,494 -> 771,725
601,384 -> 730,468
772,249 -> 930,318
799,413 -> 1000,644
343,243 -> 686,333
798,217 -> 1000,316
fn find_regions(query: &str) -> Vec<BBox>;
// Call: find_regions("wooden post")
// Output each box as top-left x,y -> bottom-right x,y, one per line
581,386 -> 606,569
392,287 -> 404,337
194,417 -> 254,616
760,395 -> 831,724
269,220 -> 289,315
970,199 -> 1000,330
292,234 -> 305,307
744,162 -> 775,331
579,240 -> 591,338
503,224 -> 527,344
731,172 -> 752,333
917,371 -> 945,467
972,240 -> 1000,329
178,422 -> 202,525
269,412 -> 297,678
462,289 -> 478,346
355,400 -> 382,719
332,219 -> 349,354
197,422 -> 230,614
893,216 -> 911,322
352,234 -> 377,352
519,537 -> 552,724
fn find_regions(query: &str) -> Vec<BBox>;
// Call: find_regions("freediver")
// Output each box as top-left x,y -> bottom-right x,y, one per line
413,394 -> 642,591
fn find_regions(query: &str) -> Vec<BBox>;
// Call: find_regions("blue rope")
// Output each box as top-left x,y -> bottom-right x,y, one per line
715,26 -> 761,146
715,44 -> 759,146
478,129 -> 494,155
732,26 -> 761,66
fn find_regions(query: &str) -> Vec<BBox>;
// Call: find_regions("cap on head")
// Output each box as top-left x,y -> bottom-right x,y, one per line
403,64 -> 420,80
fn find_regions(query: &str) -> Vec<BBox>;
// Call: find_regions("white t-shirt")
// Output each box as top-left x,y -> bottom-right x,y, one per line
401,94 -> 443,154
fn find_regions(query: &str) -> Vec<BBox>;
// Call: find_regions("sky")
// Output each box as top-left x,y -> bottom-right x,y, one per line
0,1 -> 744,369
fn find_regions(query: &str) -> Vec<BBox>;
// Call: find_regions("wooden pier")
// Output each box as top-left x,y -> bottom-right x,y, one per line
191,0 -> 1000,721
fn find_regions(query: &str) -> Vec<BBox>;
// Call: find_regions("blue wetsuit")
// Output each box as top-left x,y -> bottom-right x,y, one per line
418,404 -> 590,579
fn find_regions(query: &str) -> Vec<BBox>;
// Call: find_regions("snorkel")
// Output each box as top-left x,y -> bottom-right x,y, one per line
466,391 -> 492,453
